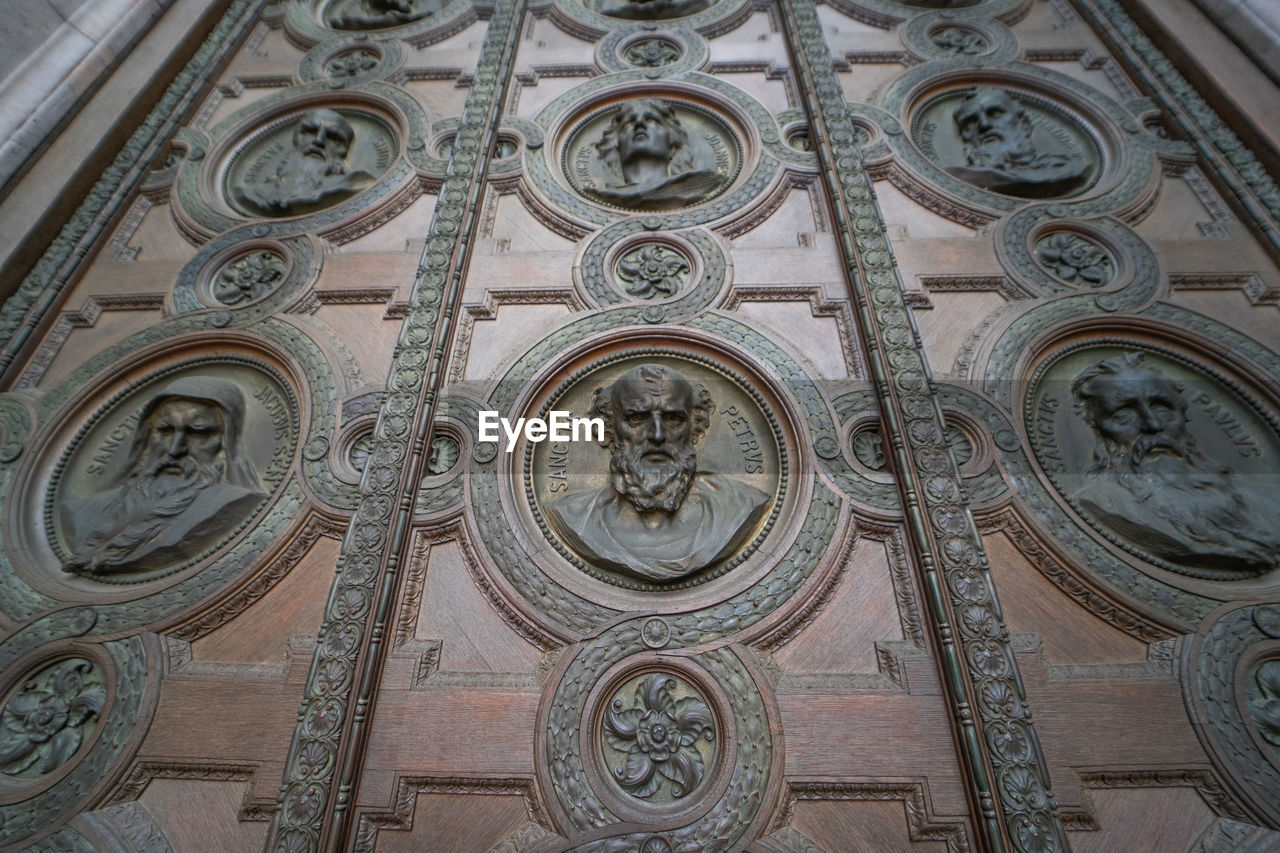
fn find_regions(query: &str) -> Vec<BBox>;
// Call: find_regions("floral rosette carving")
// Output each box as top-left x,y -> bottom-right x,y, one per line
616,245 -> 690,299
214,251 -> 286,305
0,659 -> 105,778
603,673 -> 715,800
625,38 -> 680,68
1034,233 -> 1113,287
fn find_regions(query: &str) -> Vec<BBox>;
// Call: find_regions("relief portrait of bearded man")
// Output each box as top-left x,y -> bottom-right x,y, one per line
545,364 -> 771,583
947,87 -> 1090,197
59,378 -> 267,577
232,109 -> 375,217
1069,352 -> 1280,577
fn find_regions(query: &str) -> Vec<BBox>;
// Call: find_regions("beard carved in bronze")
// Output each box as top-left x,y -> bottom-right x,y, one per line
231,109 -> 376,217
948,87 -> 1090,198
59,378 -> 267,577
325,0 -> 442,29
1069,352 -> 1280,577
597,0 -> 713,20
544,364 -> 770,583
581,99 -> 728,211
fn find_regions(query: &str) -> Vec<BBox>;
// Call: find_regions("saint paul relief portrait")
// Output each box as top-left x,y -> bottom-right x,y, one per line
1028,347 -> 1280,580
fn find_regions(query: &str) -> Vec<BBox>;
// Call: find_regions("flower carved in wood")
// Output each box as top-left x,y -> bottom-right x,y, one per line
0,659 -> 105,778
214,251 -> 286,305
1034,233 -> 1113,287
616,245 -> 690,299
603,673 -> 714,800
625,39 -> 681,68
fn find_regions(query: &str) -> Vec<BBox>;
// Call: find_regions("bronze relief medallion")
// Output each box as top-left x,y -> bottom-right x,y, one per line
526,351 -> 784,590
323,0 -> 443,30
1026,342 -> 1280,580
223,107 -> 396,218
913,86 -> 1100,199
562,98 -> 742,213
593,0 -> 716,20
45,361 -> 298,584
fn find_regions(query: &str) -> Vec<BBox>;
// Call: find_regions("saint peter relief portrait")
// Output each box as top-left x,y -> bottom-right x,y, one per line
232,109 -> 376,217
582,99 -> 729,211
545,364 -> 771,583
60,378 -> 267,577
947,87 -> 1090,197
1069,352 -> 1280,577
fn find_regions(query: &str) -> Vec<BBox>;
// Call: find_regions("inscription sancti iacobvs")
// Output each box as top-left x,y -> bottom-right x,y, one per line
567,99 -> 736,212
1032,350 -> 1280,578
545,364 -> 770,583
946,87 -> 1090,198
59,378 -> 268,577
325,0 -> 442,29
231,109 -> 376,217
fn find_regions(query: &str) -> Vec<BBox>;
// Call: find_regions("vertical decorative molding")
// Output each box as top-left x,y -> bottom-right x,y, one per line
777,3 -> 1067,851
1072,0 -> 1280,256
265,2 -> 528,850
0,0 -> 266,383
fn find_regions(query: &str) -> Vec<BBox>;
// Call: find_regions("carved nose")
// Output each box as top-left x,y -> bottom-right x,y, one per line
1135,404 -> 1162,432
650,415 -> 665,442
167,431 -> 188,457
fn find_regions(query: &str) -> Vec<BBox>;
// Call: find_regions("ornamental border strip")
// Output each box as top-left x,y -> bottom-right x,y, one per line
778,2 -> 1066,851
265,2 -> 529,849
0,0 -> 266,383
1070,0 -> 1280,256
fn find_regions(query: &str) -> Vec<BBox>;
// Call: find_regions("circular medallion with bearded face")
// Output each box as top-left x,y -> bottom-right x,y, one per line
594,0 -> 716,20
912,86 -> 1099,199
46,362 -> 298,583
562,98 -> 741,213
527,353 -> 784,590
224,107 -> 395,218
1026,343 -> 1280,580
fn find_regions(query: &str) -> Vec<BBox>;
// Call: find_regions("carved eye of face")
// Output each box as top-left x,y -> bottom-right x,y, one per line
985,107 -> 1005,120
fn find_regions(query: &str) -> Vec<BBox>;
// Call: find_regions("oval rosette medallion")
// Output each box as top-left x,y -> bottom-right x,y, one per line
523,346 -> 787,592
1024,339 -> 1280,582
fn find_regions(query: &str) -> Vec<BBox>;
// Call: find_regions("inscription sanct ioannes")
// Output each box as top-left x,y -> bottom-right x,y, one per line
1062,352 -> 1280,577
544,364 -> 770,583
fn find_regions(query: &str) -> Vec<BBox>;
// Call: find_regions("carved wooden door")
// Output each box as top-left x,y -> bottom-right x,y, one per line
4,0 -> 1280,851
